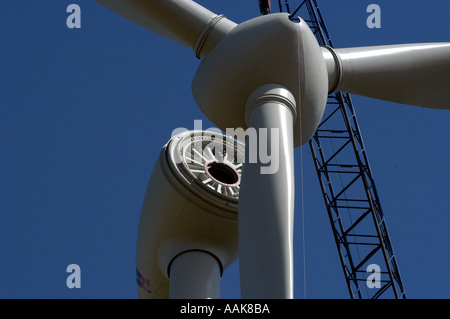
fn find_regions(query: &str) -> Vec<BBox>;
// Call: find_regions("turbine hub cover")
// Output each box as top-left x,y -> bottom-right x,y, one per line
192,13 -> 328,147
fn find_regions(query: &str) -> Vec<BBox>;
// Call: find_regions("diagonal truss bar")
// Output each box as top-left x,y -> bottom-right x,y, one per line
278,0 -> 406,299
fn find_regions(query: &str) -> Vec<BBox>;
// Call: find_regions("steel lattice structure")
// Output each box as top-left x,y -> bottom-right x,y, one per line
278,0 -> 407,299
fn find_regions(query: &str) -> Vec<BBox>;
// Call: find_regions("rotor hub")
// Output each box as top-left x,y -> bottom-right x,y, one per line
192,13 -> 329,147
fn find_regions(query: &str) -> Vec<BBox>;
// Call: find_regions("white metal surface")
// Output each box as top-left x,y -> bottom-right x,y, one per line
192,13 -> 328,148
136,131 -> 243,298
238,85 -> 296,298
169,250 -> 221,299
323,43 -> 450,109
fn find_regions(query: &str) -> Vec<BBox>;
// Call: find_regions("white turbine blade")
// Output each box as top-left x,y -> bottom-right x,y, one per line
95,0 -> 236,58
323,43 -> 450,109
239,85 -> 296,298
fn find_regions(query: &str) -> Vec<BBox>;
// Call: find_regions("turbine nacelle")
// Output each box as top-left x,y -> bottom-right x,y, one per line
136,131 -> 243,298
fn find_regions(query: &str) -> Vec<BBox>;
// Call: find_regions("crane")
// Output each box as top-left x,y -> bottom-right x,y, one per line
276,0 -> 406,299
259,0 -> 272,15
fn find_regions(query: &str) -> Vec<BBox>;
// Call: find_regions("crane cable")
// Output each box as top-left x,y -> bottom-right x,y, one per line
296,31 -> 307,300
300,137 -> 306,299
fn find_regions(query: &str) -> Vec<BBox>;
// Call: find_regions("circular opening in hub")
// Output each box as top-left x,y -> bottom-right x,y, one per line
205,161 -> 240,186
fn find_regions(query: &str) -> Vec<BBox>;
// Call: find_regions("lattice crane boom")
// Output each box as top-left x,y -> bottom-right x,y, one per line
277,0 -> 406,299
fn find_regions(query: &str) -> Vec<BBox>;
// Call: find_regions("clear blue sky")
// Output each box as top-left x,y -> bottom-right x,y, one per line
1,0 -> 449,299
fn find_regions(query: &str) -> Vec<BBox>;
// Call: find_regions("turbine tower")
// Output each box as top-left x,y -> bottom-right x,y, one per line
94,0 -> 450,299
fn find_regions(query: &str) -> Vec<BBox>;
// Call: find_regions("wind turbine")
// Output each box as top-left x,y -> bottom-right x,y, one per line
136,130 -> 244,298
95,0 -> 450,299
